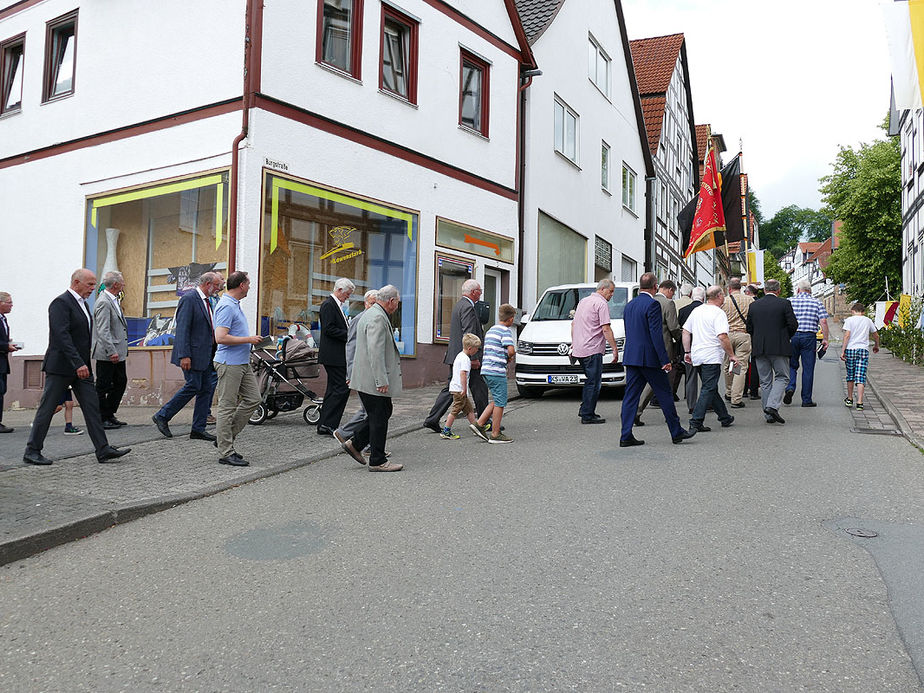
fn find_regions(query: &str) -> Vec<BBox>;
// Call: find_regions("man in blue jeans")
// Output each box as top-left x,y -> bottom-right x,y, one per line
784,279 -> 829,407
571,279 -> 619,424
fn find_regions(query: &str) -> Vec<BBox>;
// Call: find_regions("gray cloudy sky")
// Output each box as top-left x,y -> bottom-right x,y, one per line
621,0 -> 893,218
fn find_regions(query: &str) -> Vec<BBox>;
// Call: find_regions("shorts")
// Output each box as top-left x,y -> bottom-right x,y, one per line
844,348 -> 869,383
58,389 -> 73,406
449,391 -> 473,417
484,374 -> 508,408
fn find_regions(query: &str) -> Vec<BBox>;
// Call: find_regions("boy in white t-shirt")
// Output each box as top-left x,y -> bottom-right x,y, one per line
441,333 -> 486,440
840,302 -> 879,410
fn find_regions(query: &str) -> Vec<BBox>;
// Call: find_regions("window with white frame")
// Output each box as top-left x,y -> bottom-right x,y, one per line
622,163 -> 637,213
554,97 -> 578,163
587,34 -> 610,97
601,141 -> 610,190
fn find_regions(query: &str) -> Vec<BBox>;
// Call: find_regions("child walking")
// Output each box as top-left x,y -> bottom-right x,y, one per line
441,333 -> 488,440
840,302 -> 880,411
473,303 -> 516,444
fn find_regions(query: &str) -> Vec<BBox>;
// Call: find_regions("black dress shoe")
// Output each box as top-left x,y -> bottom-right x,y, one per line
219,455 -> 249,466
720,416 -> 735,428
672,429 -> 696,444
783,390 -> 794,405
749,394 -> 761,400
619,436 -> 645,447
109,417 -> 128,427
190,430 -> 217,442
690,423 -> 711,432
581,417 -> 606,424
102,420 -> 121,430
23,450 -> 53,465
0,423 -> 14,433
422,421 -> 442,433
152,414 -> 172,438
724,394 -> 731,402
97,445 -> 131,462
764,407 -> 785,424
730,401 -> 745,408
633,416 -> 645,427
317,425 -> 334,436
801,401 -> 817,408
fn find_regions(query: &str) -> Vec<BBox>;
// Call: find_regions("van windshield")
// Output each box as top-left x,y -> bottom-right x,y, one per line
531,287 -> 630,321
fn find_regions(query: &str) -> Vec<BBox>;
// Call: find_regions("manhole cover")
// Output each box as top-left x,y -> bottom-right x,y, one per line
845,527 -> 879,538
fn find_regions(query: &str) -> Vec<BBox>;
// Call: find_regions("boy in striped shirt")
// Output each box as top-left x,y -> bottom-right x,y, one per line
473,304 -> 517,444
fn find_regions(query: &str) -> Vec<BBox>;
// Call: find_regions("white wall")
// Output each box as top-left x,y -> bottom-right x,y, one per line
519,0 -> 646,309
0,0 -> 244,158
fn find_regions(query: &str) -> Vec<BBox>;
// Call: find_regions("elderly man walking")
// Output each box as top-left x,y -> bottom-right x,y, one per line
334,288 -> 378,464
677,286 -> 705,414
721,277 -> 754,408
350,285 -> 404,472
682,286 -> 738,432
0,291 -> 19,433
635,280 -> 682,424
746,279 -> 798,424
92,271 -> 129,429
785,279 -> 829,407
571,279 -> 619,424
317,277 -> 355,435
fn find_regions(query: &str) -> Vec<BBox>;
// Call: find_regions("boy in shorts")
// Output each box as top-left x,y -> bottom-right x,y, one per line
441,333 -> 486,440
474,304 -> 516,444
840,302 -> 879,411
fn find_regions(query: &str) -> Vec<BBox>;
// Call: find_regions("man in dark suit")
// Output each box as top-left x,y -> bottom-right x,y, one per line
317,277 -> 355,435
0,291 -> 20,433
23,269 -> 131,465
423,279 -> 488,432
152,271 -> 223,441
746,278 -> 798,424
619,273 -> 695,447
636,280 -> 682,423
677,286 -> 704,414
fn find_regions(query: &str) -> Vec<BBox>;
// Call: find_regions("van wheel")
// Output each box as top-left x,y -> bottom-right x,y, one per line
516,384 -> 544,398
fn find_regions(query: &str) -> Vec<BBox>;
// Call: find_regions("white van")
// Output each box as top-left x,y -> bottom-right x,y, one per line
514,282 -> 639,397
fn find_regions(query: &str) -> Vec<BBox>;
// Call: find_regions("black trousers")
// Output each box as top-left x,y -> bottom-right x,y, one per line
353,392 -> 392,467
95,359 -> 127,420
0,371 -> 6,423
318,364 -> 349,431
27,372 -> 109,454
424,366 -> 488,426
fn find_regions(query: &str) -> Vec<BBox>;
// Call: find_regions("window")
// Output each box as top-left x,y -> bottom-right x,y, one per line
587,34 -> 610,97
0,34 -> 24,114
621,256 -> 637,283
435,255 -> 473,341
43,11 -> 77,102
554,97 -> 578,163
622,163 -> 637,213
380,5 -> 418,102
317,0 -> 363,78
459,49 -> 489,136
601,141 -> 610,190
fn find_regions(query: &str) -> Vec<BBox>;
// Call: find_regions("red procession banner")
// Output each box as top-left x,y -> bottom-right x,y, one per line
683,147 -> 725,257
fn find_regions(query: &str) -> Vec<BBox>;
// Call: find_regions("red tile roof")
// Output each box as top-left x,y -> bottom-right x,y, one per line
695,124 -> 711,163
629,34 -> 685,158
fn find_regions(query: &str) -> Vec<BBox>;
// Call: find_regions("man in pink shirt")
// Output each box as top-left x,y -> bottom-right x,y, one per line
571,279 -> 620,423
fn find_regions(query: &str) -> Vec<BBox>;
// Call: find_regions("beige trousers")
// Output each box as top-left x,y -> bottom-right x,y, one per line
215,363 -> 262,457
724,331 -> 752,403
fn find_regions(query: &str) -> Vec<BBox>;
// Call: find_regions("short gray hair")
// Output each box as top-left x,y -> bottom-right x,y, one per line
705,285 -> 724,301
596,278 -> 615,291
378,284 -> 400,302
461,279 -> 481,295
765,279 -> 781,293
796,279 -> 811,292
198,271 -> 217,286
679,283 -> 693,297
102,271 -> 124,288
334,277 -> 356,293
364,289 -> 378,302
691,286 -> 705,302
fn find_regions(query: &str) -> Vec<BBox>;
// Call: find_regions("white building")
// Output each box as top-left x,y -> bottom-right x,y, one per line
896,108 -> 924,295
0,0 -> 535,406
789,242 -> 824,291
514,0 -> 650,309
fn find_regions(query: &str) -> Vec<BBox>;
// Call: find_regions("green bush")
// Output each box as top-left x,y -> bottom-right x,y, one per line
878,298 -> 924,365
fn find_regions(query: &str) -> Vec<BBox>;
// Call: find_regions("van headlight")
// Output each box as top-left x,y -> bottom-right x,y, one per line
517,340 -> 533,354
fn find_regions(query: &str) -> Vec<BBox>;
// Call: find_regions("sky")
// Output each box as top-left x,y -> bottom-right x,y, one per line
621,0 -> 894,219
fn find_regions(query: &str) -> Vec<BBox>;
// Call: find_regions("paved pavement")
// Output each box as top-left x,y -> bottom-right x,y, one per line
2,318 -> 924,567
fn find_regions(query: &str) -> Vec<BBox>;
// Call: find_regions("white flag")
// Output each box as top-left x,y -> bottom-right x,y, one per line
881,0 -> 924,110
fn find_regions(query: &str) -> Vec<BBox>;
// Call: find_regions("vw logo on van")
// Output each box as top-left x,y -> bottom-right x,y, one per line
557,343 -> 570,356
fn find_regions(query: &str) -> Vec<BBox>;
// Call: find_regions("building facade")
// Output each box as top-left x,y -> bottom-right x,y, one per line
898,108 -> 924,296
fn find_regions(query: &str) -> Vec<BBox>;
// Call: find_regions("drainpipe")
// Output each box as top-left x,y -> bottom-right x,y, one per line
517,69 -> 541,309
645,176 -> 657,273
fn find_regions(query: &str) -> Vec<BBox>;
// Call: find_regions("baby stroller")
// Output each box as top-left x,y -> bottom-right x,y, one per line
249,336 -> 323,425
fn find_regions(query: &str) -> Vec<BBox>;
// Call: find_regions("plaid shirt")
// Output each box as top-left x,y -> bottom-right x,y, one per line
789,292 -> 827,332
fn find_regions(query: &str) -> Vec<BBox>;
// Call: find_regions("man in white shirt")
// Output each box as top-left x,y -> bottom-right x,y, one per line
682,285 -> 739,432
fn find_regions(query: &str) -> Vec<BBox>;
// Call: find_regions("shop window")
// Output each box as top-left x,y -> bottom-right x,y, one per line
459,49 -> 489,136
85,172 -> 230,347
554,97 -> 578,163
435,217 -> 514,263
380,5 -> 417,103
261,172 -> 418,355
0,34 -> 24,115
43,10 -> 77,102
434,255 -> 473,342
318,0 -> 363,78
537,211 -> 585,296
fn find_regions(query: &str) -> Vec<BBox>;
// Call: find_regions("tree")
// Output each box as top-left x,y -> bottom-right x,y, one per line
819,117 -> 901,307
747,189 -> 764,228
760,205 -> 833,259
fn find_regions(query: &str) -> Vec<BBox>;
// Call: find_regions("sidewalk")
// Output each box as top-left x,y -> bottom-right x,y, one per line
0,381 -> 524,566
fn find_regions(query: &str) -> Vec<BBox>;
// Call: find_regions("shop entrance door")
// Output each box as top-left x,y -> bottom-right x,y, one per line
483,268 -> 503,327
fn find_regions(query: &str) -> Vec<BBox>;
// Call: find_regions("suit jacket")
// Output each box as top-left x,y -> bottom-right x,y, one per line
678,299 -> 702,328
0,313 -> 9,376
318,295 -> 349,367
746,294 -> 798,357
91,291 -> 128,362
444,297 -> 484,366
350,303 -> 402,397
171,290 -> 216,371
344,307 -> 367,381
43,291 -> 94,376
623,292 -> 671,368
655,292 -> 681,358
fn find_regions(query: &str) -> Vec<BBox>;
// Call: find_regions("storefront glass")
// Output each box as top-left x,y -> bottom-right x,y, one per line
434,254 -> 473,342
261,172 -> 418,355
537,211 -> 586,296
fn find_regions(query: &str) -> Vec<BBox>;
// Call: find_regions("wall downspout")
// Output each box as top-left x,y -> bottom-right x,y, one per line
516,74 -> 534,310
645,175 -> 657,273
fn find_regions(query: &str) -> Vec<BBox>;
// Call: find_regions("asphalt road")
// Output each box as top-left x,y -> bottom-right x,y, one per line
2,357 -> 924,691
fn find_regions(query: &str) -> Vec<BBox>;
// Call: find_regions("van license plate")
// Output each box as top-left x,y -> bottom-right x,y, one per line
548,375 -> 580,384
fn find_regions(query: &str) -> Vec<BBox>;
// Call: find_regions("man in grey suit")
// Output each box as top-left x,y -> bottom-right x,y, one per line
349,285 -> 403,472
635,280 -> 682,424
423,279 -> 487,432
92,271 -> 129,429
334,288 -> 378,464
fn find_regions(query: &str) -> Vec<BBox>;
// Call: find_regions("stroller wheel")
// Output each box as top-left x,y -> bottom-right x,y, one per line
249,403 -> 268,425
303,405 -> 321,425
266,409 -> 279,419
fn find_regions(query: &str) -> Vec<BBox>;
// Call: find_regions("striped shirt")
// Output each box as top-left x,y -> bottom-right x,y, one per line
789,292 -> 828,332
481,324 -> 515,376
